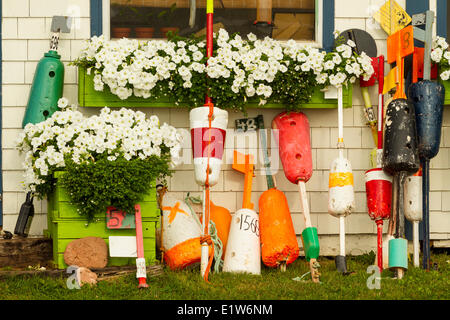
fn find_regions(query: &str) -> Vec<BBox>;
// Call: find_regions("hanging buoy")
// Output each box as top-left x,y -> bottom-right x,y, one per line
223,151 -> 261,275
272,112 -> 320,282
160,194 -> 204,270
327,86 -> 355,274
404,168 -> 422,268
365,167 -> 392,271
22,17 -> 71,127
190,106 -> 228,187
257,114 -> 299,271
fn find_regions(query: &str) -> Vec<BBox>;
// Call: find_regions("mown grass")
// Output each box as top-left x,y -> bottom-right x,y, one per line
0,251 -> 448,300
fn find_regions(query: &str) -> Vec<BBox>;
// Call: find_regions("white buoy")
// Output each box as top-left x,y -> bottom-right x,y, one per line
328,86 -> 355,273
223,208 -> 261,275
160,194 -> 203,270
189,106 -> 228,187
223,151 -> 261,275
404,169 -> 422,268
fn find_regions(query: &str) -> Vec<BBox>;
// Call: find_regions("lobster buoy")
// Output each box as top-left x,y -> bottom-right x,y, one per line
223,152 -> 261,275
223,208 -> 261,275
259,188 -> 299,269
189,106 -> 228,187
365,167 -> 392,270
272,112 -> 320,282
383,98 -> 420,278
202,201 -> 231,259
328,156 -> 355,217
160,194 -> 203,270
404,168 -> 422,268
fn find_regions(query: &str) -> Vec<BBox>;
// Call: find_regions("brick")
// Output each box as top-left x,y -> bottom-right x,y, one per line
29,0 -> 90,18
430,191 -> 442,211
430,169 -> 450,191
2,62 -> 25,84
317,214 -> 340,235
2,171 -> 26,192
330,127 -> 362,148
335,0 -> 371,18
2,192 -> 19,214
430,213 -> 450,233
2,107 -> 26,128
28,39 -> 71,61
347,148 -> 372,170
430,148 -> 449,169
170,170 -> 201,192
2,84 -> 31,107
2,149 -> 25,170
24,61 -> 38,84
310,191 -> 328,213
346,213 -> 375,234
316,148 -> 342,170
169,108 -> 189,127
2,18 -> 18,39
335,18 -> 366,32
311,128 -> 330,148
210,191 -> 237,213
3,0 -> 29,17
18,18 -> 47,39
74,17 -> 91,39
442,191 -> 450,212
303,108 -> 338,128
70,39 -> 85,61
2,40 -> 28,61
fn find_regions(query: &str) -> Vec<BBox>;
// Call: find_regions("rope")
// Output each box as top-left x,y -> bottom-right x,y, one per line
200,102 -> 215,283
185,193 -> 224,273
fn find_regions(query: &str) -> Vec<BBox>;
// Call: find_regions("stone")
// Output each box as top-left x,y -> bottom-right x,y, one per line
64,236 -> 108,269
77,267 -> 98,287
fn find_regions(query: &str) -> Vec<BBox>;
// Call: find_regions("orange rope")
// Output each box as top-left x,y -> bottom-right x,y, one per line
201,102 -> 215,283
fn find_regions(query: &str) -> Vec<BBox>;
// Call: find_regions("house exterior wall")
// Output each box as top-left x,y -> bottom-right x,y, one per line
1,0 -> 449,255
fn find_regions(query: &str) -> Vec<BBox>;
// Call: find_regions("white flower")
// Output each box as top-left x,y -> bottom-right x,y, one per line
57,97 -> 69,110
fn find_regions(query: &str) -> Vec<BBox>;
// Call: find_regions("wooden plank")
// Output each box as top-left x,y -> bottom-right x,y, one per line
0,264 -> 163,279
0,238 -> 53,268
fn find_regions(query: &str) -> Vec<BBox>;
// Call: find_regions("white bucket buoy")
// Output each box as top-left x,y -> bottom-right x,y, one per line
222,208 -> 261,275
189,106 -> 228,187
160,194 -> 203,270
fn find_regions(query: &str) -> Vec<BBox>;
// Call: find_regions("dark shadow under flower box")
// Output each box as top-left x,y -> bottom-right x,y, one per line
77,67 -> 353,109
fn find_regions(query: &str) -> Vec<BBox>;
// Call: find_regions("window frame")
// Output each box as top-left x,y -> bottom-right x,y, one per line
100,0 -> 326,48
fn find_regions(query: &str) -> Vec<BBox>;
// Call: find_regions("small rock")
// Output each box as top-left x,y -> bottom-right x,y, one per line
64,237 -> 108,269
77,267 -> 98,287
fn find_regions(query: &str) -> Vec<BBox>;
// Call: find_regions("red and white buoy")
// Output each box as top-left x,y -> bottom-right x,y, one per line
189,0 -> 229,282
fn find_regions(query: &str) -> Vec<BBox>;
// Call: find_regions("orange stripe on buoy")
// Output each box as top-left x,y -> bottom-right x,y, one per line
164,237 -> 212,270
329,172 -> 354,188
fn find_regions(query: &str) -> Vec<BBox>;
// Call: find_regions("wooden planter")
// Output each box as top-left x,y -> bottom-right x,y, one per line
78,67 -> 353,109
45,171 -> 160,269
439,80 -> 450,105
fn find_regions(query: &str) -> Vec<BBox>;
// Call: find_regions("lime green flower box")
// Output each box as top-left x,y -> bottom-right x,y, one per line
45,171 -> 160,269
77,67 -> 353,109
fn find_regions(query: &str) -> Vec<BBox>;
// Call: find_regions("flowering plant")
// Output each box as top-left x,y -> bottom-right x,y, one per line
72,30 -> 374,112
72,35 -> 208,107
17,98 -> 183,221
319,37 -> 375,88
431,36 -> 450,81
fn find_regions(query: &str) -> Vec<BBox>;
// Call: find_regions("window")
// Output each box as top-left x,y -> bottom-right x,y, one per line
104,0 -> 322,45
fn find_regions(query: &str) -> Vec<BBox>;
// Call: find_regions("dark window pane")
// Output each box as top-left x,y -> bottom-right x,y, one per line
110,0 -> 315,40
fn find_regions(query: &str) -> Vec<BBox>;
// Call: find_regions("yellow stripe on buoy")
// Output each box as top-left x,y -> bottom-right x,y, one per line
207,0 -> 214,13
329,172 -> 354,188
383,67 -> 397,94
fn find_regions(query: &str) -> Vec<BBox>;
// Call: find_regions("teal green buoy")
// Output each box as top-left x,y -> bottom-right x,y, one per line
22,16 -> 70,128
22,50 -> 64,127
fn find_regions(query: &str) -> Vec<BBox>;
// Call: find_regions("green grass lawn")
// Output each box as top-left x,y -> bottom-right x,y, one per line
0,251 -> 448,300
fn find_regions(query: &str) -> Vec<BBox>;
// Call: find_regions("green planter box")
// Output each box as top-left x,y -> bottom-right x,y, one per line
78,67 -> 353,109
45,171 -> 160,269
439,80 -> 450,105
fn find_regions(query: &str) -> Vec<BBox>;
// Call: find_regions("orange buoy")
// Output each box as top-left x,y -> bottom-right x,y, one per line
259,188 -> 299,268
209,202 -> 231,259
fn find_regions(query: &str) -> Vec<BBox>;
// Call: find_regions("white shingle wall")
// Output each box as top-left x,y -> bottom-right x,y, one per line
1,0 -> 449,255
